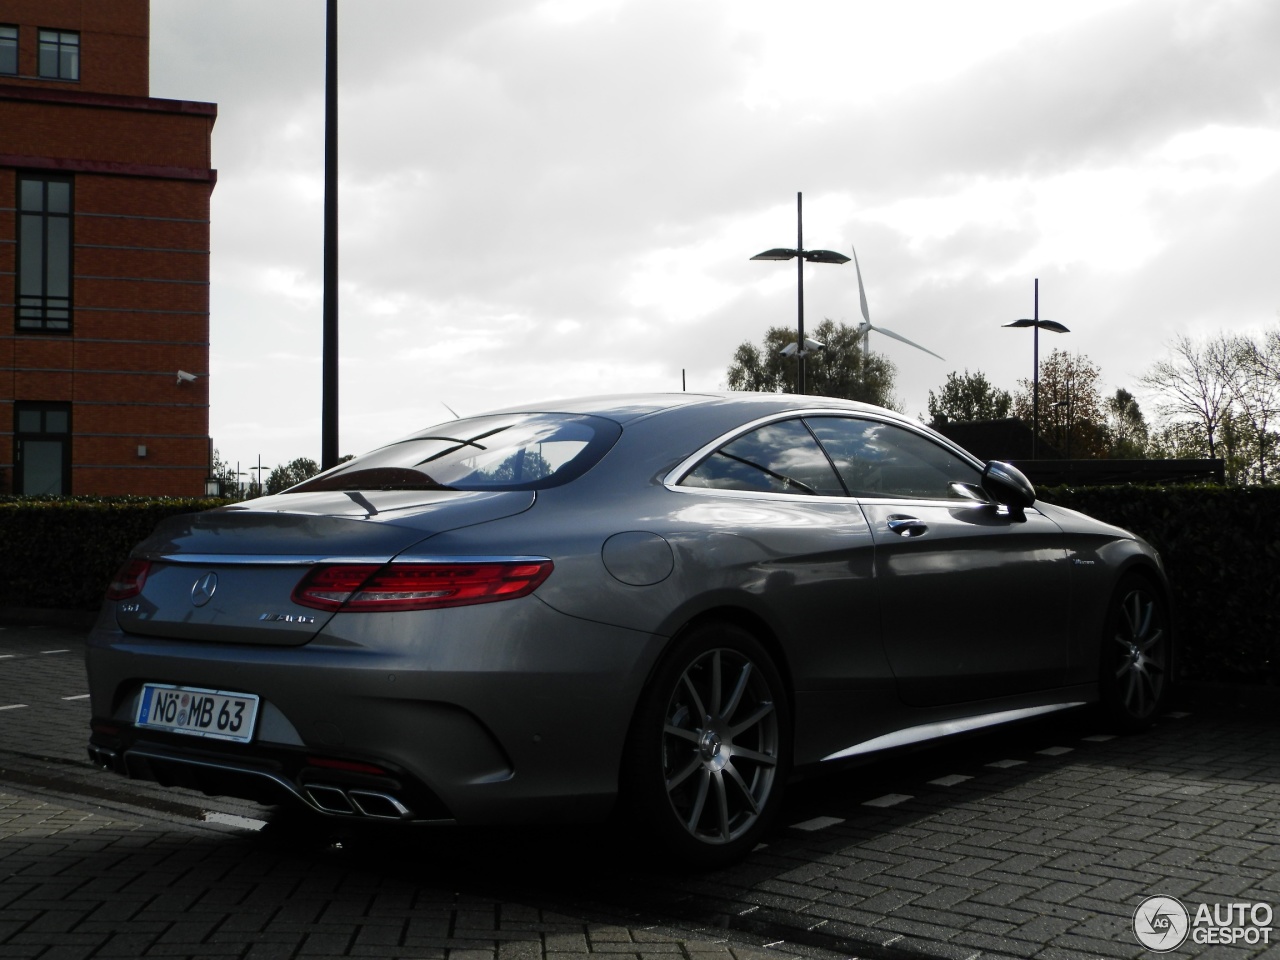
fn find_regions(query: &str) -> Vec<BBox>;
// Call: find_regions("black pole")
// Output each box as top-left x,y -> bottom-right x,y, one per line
796,192 -> 805,395
1032,278 -> 1039,460
320,0 -> 339,469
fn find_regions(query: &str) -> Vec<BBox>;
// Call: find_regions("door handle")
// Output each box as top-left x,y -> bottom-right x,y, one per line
887,515 -> 928,538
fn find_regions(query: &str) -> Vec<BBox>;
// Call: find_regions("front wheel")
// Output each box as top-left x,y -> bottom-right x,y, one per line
623,623 -> 791,869
1099,575 -> 1171,732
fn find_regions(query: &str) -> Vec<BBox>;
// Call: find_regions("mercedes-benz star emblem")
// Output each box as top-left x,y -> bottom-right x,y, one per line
191,572 -> 218,607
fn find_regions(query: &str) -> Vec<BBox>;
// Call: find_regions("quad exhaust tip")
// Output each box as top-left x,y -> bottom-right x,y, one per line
88,745 -> 119,770
89,744 -> 420,822
304,784 -> 412,820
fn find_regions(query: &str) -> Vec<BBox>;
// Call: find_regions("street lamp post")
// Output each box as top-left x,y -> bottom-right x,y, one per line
751,192 -> 850,395
321,0 -> 340,470
250,456 -> 270,498
1003,278 -> 1069,459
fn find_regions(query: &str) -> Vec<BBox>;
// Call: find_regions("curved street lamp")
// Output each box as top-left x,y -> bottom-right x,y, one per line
1003,278 -> 1069,459
751,192 -> 850,394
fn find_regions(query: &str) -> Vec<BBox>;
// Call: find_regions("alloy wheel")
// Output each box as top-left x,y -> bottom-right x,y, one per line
659,646 -> 781,844
1104,580 -> 1169,729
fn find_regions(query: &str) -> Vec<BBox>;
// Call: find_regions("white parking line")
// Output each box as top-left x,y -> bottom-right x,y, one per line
0,704 -> 28,711
203,811 -> 267,831
1038,746 -> 1073,756
62,694 -> 90,701
986,758 -> 1026,769
863,793 -> 912,808
41,649 -> 70,655
1082,734 -> 1116,742
790,815 -> 844,831
929,774 -> 972,787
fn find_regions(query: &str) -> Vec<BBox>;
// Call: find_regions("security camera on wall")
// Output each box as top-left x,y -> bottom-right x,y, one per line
176,370 -> 197,384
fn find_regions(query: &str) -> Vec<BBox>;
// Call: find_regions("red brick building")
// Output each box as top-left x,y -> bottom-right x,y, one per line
0,0 -> 216,495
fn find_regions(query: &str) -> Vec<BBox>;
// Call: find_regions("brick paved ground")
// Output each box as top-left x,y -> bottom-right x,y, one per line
0,791 -> 804,960
4,620 -> 1280,960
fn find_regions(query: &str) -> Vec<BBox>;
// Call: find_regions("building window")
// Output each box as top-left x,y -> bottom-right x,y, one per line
0,25 -> 17,75
38,29 -> 79,81
15,402 -> 72,495
17,175 -> 73,333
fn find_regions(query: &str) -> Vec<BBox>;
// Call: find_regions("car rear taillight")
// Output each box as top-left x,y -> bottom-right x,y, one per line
291,560 -> 553,612
106,559 -> 151,600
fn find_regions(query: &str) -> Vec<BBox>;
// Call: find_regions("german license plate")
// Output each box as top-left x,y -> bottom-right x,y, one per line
136,683 -> 259,743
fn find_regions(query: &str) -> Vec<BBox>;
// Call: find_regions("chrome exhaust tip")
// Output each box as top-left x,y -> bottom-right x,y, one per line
348,790 -> 412,820
305,784 -> 356,815
87,745 -> 118,770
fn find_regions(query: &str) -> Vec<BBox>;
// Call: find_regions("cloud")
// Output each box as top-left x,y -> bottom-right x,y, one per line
149,0 -> 1280,466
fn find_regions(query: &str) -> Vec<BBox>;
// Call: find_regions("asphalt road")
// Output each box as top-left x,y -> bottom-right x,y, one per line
2,619 -> 1279,960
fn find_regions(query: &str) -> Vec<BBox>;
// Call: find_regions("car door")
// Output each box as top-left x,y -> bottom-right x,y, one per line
668,416 -> 887,697
805,416 -> 1071,707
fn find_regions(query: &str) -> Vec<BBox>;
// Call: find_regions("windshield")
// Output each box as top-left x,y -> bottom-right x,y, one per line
289,413 -> 622,493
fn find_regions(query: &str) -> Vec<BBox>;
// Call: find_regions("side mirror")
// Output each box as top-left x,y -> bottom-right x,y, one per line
981,461 -> 1036,514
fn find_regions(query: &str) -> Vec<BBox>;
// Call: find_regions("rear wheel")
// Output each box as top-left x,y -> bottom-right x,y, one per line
1099,575 -> 1170,732
623,622 -> 790,869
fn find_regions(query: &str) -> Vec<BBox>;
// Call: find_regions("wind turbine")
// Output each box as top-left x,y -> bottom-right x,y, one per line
851,245 -> 945,371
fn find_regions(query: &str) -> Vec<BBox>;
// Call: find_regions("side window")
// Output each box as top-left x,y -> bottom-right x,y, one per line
1,25 -> 17,76
805,417 -> 983,500
17,175 -> 73,332
15,401 -> 72,495
38,29 -> 79,80
679,418 -> 844,496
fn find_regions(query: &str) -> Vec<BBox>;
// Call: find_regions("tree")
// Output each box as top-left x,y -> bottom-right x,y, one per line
1148,420 -> 1210,460
266,457 -> 320,494
726,318 -> 898,408
209,448 -> 240,497
1141,327 -> 1280,484
1104,388 -> 1149,459
1225,328 -> 1280,484
926,369 -> 1012,426
1139,333 -> 1235,460
1012,349 -> 1107,458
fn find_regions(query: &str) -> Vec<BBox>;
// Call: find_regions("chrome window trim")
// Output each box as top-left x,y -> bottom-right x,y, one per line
663,408 -> 986,498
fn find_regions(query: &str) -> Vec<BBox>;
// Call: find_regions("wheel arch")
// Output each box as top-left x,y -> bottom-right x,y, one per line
662,605 -> 795,713
621,603 -> 797,783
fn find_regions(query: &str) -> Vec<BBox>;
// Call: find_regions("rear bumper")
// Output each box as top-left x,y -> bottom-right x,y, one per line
87,733 -> 451,822
86,596 -> 666,825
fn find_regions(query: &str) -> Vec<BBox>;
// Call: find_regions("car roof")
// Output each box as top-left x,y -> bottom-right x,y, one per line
481,392 -> 899,426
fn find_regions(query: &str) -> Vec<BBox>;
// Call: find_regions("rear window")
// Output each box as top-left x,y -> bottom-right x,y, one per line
289,413 -> 622,493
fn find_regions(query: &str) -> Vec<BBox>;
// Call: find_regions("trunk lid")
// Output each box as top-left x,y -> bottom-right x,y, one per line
114,489 -> 534,645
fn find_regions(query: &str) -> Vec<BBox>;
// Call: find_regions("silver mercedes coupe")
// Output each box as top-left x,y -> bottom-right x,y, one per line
86,392 -> 1171,867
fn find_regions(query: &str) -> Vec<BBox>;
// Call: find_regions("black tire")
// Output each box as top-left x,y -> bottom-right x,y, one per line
1099,575 -> 1171,732
623,622 -> 791,869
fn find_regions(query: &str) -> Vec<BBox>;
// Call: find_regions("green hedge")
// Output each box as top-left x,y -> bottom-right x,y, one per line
2,488 -> 1277,686
1038,484 -> 1280,687
0,496 -> 230,612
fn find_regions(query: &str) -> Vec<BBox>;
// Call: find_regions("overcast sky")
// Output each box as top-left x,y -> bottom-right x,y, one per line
149,0 -> 1280,476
